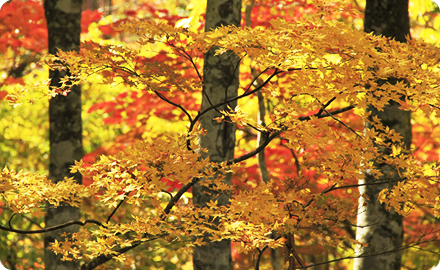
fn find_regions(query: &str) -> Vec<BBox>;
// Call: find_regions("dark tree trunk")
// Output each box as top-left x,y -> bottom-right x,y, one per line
44,0 -> 83,269
364,0 -> 410,43
354,1 -> 411,270
192,0 -> 241,269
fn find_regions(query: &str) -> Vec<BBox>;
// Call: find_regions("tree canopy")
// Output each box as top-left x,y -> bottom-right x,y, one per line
1,0 -> 440,269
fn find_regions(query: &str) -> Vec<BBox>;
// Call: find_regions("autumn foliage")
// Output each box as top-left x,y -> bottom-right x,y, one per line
2,0 -> 440,269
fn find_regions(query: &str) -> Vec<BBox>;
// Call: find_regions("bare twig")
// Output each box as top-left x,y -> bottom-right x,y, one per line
193,68 -> 282,128
295,238 -> 440,269
154,91 -> 193,122
0,219 -> 103,235
317,96 -> 337,116
7,213 -> 44,230
320,107 -> 363,138
107,192 -> 130,223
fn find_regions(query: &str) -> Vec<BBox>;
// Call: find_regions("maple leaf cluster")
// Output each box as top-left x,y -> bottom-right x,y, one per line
2,0 -> 440,268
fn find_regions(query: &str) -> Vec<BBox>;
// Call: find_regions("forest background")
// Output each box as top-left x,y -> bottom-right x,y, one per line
2,0 -> 440,269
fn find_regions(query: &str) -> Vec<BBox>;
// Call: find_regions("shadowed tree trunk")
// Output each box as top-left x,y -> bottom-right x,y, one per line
192,0 -> 241,269
354,1 -> 411,270
44,0 -> 83,269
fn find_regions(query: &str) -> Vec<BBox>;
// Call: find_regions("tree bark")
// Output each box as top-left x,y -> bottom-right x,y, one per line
354,1 -> 410,270
44,0 -> 83,269
192,0 -> 241,269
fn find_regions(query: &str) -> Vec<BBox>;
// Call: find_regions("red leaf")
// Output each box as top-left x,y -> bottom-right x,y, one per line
81,9 -> 103,33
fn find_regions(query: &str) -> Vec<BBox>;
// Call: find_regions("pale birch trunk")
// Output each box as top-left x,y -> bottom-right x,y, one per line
44,0 -> 83,269
354,1 -> 411,269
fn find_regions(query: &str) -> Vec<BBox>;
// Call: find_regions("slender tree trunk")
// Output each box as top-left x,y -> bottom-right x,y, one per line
192,0 -> 241,269
354,1 -> 410,270
44,1 -> 83,269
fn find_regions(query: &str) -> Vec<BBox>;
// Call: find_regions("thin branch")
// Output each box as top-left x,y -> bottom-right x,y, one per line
154,91 -> 193,122
255,246 -> 270,270
160,189 -> 174,200
229,130 -> 281,165
428,103 -> 440,111
194,68 -> 282,126
317,96 -> 337,116
251,66 -> 271,183
79,240 -> 142,270
8,213 -> 16,229
0,219 -> 103,235
254,235 -> 283,270
410,246 -> 440,256
325,177 -> 408,193
230,105 -> 356,165
279,138 -> 301,175
162,177 -> 200,215
320,106 -> 362,138
169,42 -> 204,82
296,238 -> 440,269
298,105 -> 355,121
246,123 -> 265,133
8,213 -> 44,230
243,67 -> 270,95
107,192 -> 130,223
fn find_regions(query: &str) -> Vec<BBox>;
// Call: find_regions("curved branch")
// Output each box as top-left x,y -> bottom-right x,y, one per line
8,213 -> 16,229
229,105 -> 356,165
198,54 -> 247,118
297,238 -> 440,269
244,67 -> 270,95
299,105 -> 355,121
0,219 -> 103,235
163,177 -> 200,215
324,177 -> 408,193
279,137 -> 301,175
255,246 -> 270,270
193,68 -> 282,130
79,236 -> 164,270
254,235 -> 283,270
206,69 -> 279,115
168,42 -> 204,82
229,130 -> 280,165
186,69 -> 350,151
79,241 -> 142,270
154,90 -> 193,123
8,213 -> 44,229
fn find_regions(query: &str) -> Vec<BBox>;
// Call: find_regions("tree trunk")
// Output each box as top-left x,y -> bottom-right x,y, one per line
192,0 -> 241,269
354,1 -> 410,270
44,1 -> 83,269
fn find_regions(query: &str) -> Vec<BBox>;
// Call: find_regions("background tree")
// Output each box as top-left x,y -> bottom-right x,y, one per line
354,1 -> 411,270
192,0 -> 241,269
44,0 -> 83,269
